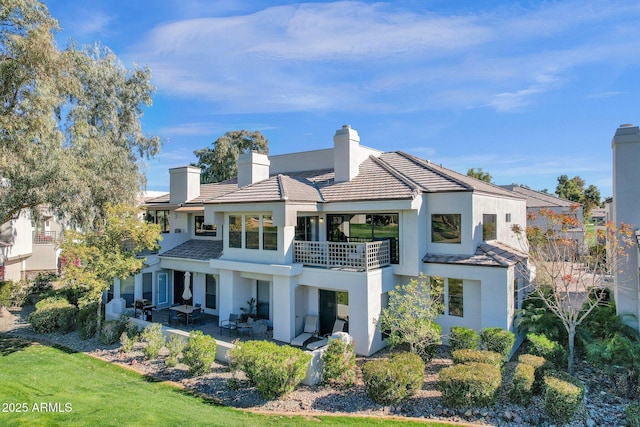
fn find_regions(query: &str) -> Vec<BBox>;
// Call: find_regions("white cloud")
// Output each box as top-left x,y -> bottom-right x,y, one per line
124,0 -> 640,114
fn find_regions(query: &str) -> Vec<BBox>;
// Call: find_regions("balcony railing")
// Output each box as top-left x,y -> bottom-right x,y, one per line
293,240 -> 390,271
33,231 -> 59,244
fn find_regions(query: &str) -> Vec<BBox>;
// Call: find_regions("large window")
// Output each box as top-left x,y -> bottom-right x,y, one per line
295,216 -> 319,241
432,214 -> 461,243
195,216 -> 217,236
146,210 -> 170,233
142,273 -> 152,302
483,214 -> 497,241
120,276 -> 135,308
326,213 -> 400,264
157,272 -> 168,305
262,215 -> 277,250
431,276 -> 445,315
229,215 -> 242,248
448,278 -> 464,317
257,280 -> 270,320
206,275 -> 217,309
227,214 -> 278,251
245,215 -> 260,249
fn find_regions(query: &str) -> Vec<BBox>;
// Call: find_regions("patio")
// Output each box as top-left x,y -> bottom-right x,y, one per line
143,308 -> 273,345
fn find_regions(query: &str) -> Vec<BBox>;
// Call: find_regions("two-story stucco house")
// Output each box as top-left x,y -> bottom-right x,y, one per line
112,125 -> 529,355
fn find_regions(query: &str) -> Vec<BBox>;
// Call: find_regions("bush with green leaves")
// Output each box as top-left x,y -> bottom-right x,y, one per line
480,327 -> 515,360
516,292 -> 566,344
626,403 -> 640,427
585,332 -> 640,396
543,371 -> 585,424
229,341 -> 311,399
28,297 -> 77,333
0,280 -> 27,307
100,315 -> 131,345
362,352 -> 425,405
509,363 -> 535,404
165,334 -> 187,368
29,273 -> 56,295
140,323 -> 165,360
437,362 -> 501,408
77,302 -> 99,339
518,353 -> 551,393
321,339 -> 356,386
182,331 -> 216,375
119,331 -> 136,353
451,349 -> 502,367
527,332 -> 566,368
449,326 -> 479,352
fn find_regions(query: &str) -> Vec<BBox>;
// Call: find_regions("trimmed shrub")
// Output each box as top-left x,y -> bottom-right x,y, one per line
362,352 -> 425,405
449,326 -> 479,352
28,297 -> 77,333
322,339 -> 356,386
0,280 -> 28,307
518,353 -> 551,393
182,331 -> 216,375
509,363 -> 535,404
626,403 -> 640,427
452,349 -> 503,367
141,323 -> 165,360
527,332 -> 566,368
480,327 -> 515,360
543,371 -> 585,424
165,334 -> 187,368
437,362 -> 501,408
229,341 -> 311,399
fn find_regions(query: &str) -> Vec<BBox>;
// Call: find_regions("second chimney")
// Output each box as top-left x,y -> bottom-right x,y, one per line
237,151 -> 270,187
333,124 -> 361,183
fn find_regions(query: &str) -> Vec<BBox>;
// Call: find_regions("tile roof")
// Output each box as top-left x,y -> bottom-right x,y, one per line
160,239 -> 223,261
423,241 -> 527,268
208,174 -> 323,204
500,185 -> 577,208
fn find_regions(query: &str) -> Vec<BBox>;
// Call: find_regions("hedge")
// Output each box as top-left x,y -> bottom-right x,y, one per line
543,371 -> 585,423
480,327 -> 515,360
362,352 -> 424,405
437,362 -> 501,408
451,349 -> 503,367
449,326 -> 479,352
509,363 -> 535,404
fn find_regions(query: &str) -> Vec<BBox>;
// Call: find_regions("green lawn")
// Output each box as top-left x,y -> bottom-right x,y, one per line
0,336 -> 451,427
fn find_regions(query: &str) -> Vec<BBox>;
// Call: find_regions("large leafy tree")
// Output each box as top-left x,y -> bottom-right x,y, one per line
555,175 -> 601,222
60,203 -> 160,335
512,210 -> 634,374
0,0 -> 159,227
193,130 -> 268,183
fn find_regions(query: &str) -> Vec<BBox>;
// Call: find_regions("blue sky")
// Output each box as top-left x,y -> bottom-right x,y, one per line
43,0 -> 640,196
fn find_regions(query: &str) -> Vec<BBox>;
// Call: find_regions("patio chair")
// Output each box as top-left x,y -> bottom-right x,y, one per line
237,317 -> 254,337
190,307 -> 204,325
220,313 -> 240,336
306,318 -> 346,351
291,315 -> 318,347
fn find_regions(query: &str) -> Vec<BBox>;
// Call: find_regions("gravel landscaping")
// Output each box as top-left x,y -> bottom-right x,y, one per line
0,306 -> 632,426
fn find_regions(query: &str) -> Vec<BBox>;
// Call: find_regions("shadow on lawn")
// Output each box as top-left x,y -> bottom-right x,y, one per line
0,334 -> 32,356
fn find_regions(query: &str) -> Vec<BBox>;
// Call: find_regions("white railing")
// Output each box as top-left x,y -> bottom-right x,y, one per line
33,231 -> 59,244
293,240 -> 390,271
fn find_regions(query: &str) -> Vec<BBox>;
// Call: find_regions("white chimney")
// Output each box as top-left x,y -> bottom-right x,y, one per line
333,124 -> 361,182
237,151 -> 270,187
169,166 -> 201,204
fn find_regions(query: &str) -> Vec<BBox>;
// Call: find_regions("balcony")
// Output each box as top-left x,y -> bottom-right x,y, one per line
293,240 -> 390,271
33,231 -> 60,245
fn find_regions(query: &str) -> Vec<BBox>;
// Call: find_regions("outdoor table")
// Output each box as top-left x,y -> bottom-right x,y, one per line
169,304 -> 195,324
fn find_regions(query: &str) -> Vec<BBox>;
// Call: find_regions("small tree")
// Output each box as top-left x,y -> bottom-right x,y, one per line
512,209 -> 634,374
60,203 -> 160,335
376,275 -> 444,361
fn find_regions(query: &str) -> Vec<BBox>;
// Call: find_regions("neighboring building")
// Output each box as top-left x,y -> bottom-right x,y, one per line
612,124 -> 640,328
0,210 -> 33,281
112,125 -> 529,355
500,185 -> 585,249
590,208 -> 606,225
